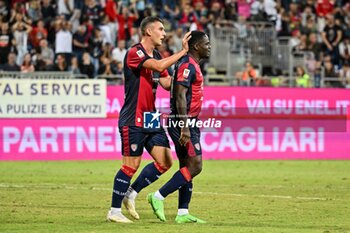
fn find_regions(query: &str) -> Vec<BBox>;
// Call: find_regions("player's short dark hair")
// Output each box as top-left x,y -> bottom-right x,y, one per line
188,31 -> 207,50
140,16 -> 164,36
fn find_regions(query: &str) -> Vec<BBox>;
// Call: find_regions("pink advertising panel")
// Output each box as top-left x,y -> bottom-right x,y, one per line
1,86 -> 349,160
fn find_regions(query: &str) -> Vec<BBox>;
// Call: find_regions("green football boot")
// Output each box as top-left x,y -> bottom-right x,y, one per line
175,214 -> 206,224
147,193 -> 166,222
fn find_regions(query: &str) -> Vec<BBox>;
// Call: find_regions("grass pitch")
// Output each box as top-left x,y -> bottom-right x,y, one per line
0,160 -> 349,233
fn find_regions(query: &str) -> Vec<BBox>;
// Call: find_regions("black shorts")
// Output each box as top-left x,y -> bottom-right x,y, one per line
119,126 -> 170,156
167,124 -> 202,159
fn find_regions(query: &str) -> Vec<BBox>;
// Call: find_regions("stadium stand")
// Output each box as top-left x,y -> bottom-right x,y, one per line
0,0 -> 349,88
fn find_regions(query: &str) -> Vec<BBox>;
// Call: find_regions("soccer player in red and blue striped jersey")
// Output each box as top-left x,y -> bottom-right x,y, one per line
107,16 -> 191,223
148,31 -> 211,223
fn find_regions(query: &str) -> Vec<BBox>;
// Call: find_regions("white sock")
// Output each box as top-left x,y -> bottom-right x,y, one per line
110,207 -> 121,215
154,190 -> 165,200
125,187 -> 138,200
177,209 -> 189,216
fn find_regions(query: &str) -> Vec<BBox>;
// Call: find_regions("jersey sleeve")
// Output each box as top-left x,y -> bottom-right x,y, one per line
126,47 -> 150,71
176,63 -> 196,88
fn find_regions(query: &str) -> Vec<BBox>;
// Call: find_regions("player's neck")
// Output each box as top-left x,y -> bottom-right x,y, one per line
140,38 -> 155,57
188,53 -> 200,64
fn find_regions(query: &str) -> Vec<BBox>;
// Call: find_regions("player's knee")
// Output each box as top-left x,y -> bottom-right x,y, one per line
188,159 -> 202,177
121,164 -> 138,178
154,162 -> 171,174
164,159 -> 173,169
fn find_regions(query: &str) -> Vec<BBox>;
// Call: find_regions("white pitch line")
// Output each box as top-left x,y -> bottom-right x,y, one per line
0,183 -> 332,201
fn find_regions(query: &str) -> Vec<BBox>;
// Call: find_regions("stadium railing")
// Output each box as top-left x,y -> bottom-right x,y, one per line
0,72 -> 124,85
95,74 -> 123,85
0,71 -> 89,79
209,21 -> 276,74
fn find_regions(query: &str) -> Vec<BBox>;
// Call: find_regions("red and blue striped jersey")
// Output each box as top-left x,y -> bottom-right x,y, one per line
171,55 -> 203,118
119,43 -> 169,127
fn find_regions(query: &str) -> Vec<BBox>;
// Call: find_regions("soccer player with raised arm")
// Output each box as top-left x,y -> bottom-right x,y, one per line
148,31 -> 211,223
107,16 -> 191,223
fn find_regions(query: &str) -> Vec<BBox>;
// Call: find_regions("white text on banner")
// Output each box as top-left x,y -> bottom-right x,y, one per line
0,79 -> 106,118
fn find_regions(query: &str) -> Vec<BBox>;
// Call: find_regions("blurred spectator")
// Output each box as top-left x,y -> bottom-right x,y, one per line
301,5 -> 316,27
234,16 -> 248,48
300,15 -> 318,36
237,0 -> 252,20
264,0 -> 278,23
323,58 -> 339,87
27,0 -> 42,23
343,19 -> 350,39
68,55 -> 81,74
53,54 -> 68,71
160,0 -> 180,30
100,41 -> 113,61
294,33 -> 307,51
115,61 -> 123,76
166,35 -> 176,54
73,25 -> 88,61
79,52 -> 95,78
339,61 -> 350,88
306,33 -> 322,61
157,43 -> 171,58
130,26 -> 140,46
57,0 -> 74,20
41,0 -> 56,27
10,4 -> 29,25
98,56 -> 118,75
29,19 -> 47,50
236,61 -> 258,86
20,53 -> 35,73
116,3 -> 139,46
99,14 -> 115,46
39,38 -> 54,65
55,20 -> 72,63
112,39 -> 127,63
0,22 -> 15,65
0,0 -> 9,21
295,66 -> 310,87
88,28 -> 103,75
105,0 -> 118,22
290,30 -> 301,48
178,4 -> 197,31
316,0 -> 334,18
81,0 -> 103,26
2,52 -> 20,71
338,37 -> 350,64
207,1 -> 223,26
172,27 -> 183,53
278,9 -> 292,36
250,0 -> 267,22
12,21 -> 32,65
321,14 -> 342,65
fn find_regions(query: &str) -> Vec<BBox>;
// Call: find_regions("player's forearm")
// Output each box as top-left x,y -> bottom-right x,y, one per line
159,76 -> 171,91
151,49 -> 187,72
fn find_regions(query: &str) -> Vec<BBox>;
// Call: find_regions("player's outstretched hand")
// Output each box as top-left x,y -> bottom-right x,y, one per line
179,127 -> 191,146
182,31 -> 192,53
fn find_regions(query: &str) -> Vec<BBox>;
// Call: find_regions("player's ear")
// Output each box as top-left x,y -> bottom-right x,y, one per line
146,27 -> 152,36
193,42 -> 200,51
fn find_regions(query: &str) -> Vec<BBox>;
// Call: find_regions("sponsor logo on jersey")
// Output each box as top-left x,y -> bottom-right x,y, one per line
136,50 -> 145,58
194,143 -> 201,151
131,144 -> 138,152
183,69 -> 190,79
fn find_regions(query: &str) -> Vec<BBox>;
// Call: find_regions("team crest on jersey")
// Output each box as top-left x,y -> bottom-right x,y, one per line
136,50 -> 145,58
131,144 -> 138,152
183,69 -> 190,79
194,143 -> 201,151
